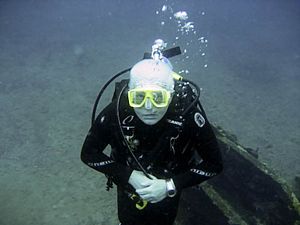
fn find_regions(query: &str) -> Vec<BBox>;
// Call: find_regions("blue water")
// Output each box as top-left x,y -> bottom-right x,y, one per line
0,0 -> 299,224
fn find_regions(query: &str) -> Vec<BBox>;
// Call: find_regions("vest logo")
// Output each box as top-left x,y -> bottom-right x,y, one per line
167,119 -> 183,126
194,112 -> 205,128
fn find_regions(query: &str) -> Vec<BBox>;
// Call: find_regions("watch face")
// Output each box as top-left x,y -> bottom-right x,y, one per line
166,179 -> 176,197
168,190 -> 176,196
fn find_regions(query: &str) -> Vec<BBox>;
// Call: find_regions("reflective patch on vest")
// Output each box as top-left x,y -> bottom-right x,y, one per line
100,116 -> 105,123
88,160 -> 114,167
194,112 -> 205,127
190,169 -> 216,177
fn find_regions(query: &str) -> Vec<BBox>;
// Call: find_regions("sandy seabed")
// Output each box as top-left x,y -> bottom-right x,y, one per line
0,1 -> 299,224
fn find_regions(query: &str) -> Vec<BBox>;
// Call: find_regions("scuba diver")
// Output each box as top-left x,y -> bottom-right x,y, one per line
81,39 -> 223,225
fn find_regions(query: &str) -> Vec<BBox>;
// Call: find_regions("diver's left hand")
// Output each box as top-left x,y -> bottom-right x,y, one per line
136,178 -> 167,203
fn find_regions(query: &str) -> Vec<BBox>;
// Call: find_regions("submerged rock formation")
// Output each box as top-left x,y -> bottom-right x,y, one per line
177,126 -> 300,225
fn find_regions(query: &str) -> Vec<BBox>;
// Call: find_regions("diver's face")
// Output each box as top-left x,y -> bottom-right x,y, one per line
134,98 -> 170,125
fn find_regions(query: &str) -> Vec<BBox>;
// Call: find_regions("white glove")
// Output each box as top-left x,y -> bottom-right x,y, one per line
128,170 -> 153,190
136,178 -> 168,203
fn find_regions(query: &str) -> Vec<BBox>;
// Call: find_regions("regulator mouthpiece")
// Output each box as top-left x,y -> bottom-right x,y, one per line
151,39 -> 167,61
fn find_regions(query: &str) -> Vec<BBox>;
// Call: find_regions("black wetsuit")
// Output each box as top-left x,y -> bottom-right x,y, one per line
81,83 -> 223,225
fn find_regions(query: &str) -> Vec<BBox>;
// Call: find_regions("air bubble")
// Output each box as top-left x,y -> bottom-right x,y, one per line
162,5 -> 167,12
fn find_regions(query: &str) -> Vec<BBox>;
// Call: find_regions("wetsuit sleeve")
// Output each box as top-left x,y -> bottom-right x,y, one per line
172,111 -> 223,191
80,104 -> 133,186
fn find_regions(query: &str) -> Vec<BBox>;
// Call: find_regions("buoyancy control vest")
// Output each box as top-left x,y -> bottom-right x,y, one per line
110,79 -> 203,177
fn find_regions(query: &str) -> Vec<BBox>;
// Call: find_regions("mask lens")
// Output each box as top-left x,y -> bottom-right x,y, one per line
133,91 -> 146,105
151,91 -> 165,106
128,90 -> 146,107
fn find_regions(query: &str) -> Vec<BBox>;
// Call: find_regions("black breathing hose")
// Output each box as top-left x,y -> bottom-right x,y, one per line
116,83 -> 152,179
181,78 -> 201,116
91,68 -> 131,125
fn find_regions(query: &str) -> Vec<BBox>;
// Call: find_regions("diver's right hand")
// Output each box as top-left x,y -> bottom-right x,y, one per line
128,170 -> 154,190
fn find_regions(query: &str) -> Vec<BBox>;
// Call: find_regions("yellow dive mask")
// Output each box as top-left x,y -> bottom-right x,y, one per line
128,87 -> 171,108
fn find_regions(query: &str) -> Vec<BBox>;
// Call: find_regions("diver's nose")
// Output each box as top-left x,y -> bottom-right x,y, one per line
144,98 -> 152,110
